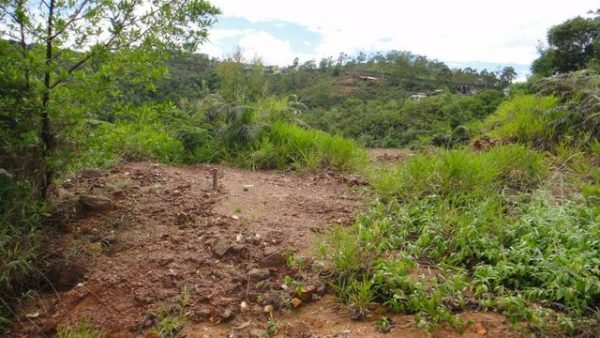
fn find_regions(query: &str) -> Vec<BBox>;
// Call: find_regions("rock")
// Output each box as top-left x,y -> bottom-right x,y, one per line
315,281 -> 327,295
231,215 -> 240,220
240,301 -> 249,313
260,247 -> 285,267
296,285 -> 316,302
221,308 -> 233,322
290,297 -> 302,308
79,168 -> 104,179
263,305 -> 273,315
242,185 -> 253,191
198,308 -> 212,318
213,239 -> 231,257
79,194 -> 113,211
236,234 -> 243,242
247,268 -> 270,281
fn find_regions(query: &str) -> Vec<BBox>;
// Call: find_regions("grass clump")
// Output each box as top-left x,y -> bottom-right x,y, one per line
56,320 -> 106,338
482,95 -> 559,145
371,144 -> 546,200
0,177 -> 44,331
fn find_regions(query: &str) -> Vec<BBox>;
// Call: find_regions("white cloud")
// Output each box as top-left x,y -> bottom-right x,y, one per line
209,0 -> 597,66
201,29 -> 311,65
237,31 -> 300,65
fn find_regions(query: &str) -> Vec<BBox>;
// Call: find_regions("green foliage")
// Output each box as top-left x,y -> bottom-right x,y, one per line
152,286 -> 190,338
532,13 -> 600,76
56,320 -> 106,338
371,144 -> 546,200
321,143 -> 600,334
0,177 -> 43,331
81,121 -> 185,167
303,89 -> 505,148
482,95 -> 560,145
483,71 -> 600,150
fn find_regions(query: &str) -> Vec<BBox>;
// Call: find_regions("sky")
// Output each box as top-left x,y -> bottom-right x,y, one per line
199,0 -> 598,80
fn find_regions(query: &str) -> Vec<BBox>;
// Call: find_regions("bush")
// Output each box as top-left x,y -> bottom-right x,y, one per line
77,121 -> 185,168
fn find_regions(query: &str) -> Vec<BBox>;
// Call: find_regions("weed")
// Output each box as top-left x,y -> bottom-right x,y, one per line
376,316 -> 393,333
262,319 -> 278,337
151,285 -> 190,338
56,320 -> 106,338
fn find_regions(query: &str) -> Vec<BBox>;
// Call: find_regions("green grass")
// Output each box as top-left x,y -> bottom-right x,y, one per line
320,145 -> 600,335
0,177 -> 43,332
483,95 -> 559,144
56,320 -> 106,338
371,144 -> 546,200
77,121 -> 185,169
210,121 -> 367,171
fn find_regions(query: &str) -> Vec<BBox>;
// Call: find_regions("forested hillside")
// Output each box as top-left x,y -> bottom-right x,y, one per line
2,2 -> 600,337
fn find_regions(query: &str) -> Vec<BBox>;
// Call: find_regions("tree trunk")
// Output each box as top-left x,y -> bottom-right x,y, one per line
40,0 -> 55,199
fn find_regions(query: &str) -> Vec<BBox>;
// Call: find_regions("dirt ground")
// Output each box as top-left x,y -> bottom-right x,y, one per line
7,159 -> 520,338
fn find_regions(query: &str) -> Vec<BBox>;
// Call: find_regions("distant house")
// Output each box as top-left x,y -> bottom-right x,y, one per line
410,93 -> 427,101
264,65 -> 281,74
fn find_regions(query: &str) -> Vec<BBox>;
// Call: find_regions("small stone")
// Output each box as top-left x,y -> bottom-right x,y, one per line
290,298 -> 302,308
240,301 -> 249,312
231,215 -> 239,220
297,285 -> 316,302
260,247 -> 285,267
242,185 -> 253,191
222,308 -> 233,321
213,239 -> 231,257
263,305 -> 273,315
79,194 -> 113,211
247,268 -> 270,281
236,234 -> 243,242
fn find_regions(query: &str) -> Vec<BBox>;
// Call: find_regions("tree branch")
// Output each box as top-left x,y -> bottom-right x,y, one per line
49,0 -> 91,40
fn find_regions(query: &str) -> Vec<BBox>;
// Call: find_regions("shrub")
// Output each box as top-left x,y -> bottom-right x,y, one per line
77,121 -> 185,168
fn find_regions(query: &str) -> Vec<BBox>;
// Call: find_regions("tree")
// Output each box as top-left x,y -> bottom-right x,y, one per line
499,66 -> 517,87
532,13 -> 600,75
0,0 -> 220,197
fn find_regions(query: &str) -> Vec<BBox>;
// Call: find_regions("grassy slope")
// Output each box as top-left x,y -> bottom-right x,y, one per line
319,73 -> 600,336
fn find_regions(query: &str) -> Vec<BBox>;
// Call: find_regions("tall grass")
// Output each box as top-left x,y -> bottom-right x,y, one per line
482,95 -> 559,145
371,144 -> 546,200
320,144 -> 600,334
0,177 -> 43,330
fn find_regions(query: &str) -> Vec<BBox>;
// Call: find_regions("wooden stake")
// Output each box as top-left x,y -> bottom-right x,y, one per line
212,168 -> 218,191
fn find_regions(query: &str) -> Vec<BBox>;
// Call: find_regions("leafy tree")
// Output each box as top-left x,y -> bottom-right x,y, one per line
0,0 -> 220,197
532,13 -> 600,75
499,66 -> 517,87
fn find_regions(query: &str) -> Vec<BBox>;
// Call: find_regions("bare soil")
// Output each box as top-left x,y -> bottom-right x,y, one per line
8,160 -> 520,338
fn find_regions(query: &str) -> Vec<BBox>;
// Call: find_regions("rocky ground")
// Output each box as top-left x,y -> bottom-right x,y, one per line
7,159 -> 520,338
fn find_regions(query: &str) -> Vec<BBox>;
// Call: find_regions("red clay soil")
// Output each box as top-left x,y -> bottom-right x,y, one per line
7,161 -> 520,338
